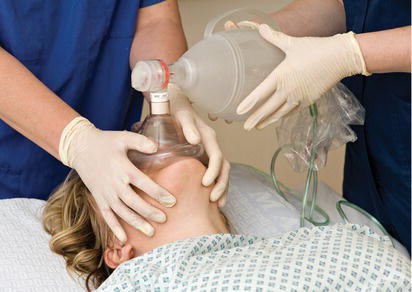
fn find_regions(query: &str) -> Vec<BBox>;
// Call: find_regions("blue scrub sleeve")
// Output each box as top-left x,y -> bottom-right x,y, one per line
140,0 -> 164,8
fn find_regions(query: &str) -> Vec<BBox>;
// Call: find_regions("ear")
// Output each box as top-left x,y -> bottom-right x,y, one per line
104,242 -> 135,269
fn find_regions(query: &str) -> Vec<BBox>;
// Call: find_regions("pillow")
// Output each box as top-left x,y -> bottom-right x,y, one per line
0,198 -> 84,291
0,163 -> 301,291
222,163 -> 300,236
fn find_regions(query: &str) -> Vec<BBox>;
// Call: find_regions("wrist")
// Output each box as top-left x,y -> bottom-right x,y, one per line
338,32 -> 371,77
59,117 -> 96,167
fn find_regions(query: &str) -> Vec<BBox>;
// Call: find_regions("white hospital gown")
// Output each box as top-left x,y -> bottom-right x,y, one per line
98,224 -> 411,291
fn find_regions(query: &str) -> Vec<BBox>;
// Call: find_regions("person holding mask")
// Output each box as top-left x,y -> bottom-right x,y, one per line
0,0 -> 229,243
235,0 -> 411,252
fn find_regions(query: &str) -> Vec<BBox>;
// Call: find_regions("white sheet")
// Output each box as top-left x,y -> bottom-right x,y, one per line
222,164 -> 300,236
0,198 -> 83,291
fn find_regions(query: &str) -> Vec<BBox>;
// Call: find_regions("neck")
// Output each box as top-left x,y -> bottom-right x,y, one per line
128,158 -> 230,256
132,199 -> 229,257
170,204 -> 229,238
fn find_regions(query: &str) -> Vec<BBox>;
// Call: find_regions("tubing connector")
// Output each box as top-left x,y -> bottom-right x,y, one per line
150,91 -> 170,115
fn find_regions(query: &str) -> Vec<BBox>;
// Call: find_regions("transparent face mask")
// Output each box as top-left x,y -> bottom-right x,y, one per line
127,103 -> 207,172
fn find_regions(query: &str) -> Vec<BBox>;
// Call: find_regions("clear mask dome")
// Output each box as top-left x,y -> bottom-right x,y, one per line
128,112 -> 206,172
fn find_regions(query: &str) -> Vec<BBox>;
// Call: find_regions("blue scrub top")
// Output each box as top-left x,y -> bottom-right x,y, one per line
0,0 -> 163,200
342,0 -> 411,252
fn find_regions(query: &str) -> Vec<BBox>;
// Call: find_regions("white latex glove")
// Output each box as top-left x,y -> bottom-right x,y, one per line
168,84 -> 230,207
59,117 -> 176,242
237,24 -> 370,130
224,20 -> 259,31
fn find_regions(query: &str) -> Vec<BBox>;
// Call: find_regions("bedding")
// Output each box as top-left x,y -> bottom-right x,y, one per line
0,198 -> 84,291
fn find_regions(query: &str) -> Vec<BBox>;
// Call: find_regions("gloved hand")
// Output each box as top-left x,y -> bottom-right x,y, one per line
59,117 -> 176,243
168,84 -> 230,208
237,24 -> 370,130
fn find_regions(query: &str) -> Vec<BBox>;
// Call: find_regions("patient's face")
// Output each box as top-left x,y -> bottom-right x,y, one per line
104,158 -> 229,268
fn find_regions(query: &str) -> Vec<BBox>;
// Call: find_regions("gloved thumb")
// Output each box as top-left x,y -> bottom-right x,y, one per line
224,20 -> 238,30
175,112 -> 201,145
237,20 -> 260,30
182,123 -> 201,145
225,20 -> 259,31
259,24 -> 292,51
122,131 -> 158,154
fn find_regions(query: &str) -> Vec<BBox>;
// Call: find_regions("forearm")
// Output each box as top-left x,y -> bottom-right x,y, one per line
356,26 -> 411,73
130,0 -> 187,69
0,48 -> 79,159
271,1 -> 410,73
271,0 -> 346,37
129,1 -> 187,101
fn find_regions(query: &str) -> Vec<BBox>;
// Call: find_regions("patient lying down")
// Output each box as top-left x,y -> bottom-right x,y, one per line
43,158 -> 229,290
43,158 -> 411,291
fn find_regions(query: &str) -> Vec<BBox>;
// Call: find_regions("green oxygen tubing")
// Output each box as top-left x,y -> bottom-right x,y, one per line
269,103 -> 393,246
270,103 -> 330,227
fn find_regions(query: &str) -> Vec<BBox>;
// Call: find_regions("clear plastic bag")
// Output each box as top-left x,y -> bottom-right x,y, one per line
275,83 -> 365,172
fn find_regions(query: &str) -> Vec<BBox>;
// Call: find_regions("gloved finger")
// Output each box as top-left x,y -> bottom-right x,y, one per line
259,24 -> 293,51
218,191 -> 228,208
198,126 -> 223,186
203,150 -> 223,186
128,164 -> 176,207
237,20 -> 260,30
96,200 -> 127,243
119,185 -> 166,223
224,20 -> 239,31
256,101 -> 298,130
236,66 -> 280,115
175,111 -> 201,145
111,200 -> 155,237
208,114 -> 218,121
210,160 -> 230,202
122,131 -> 158,154
243,92 -> 286,131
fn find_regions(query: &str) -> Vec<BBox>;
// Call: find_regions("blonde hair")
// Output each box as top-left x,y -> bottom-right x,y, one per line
42,171 -> 113,291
